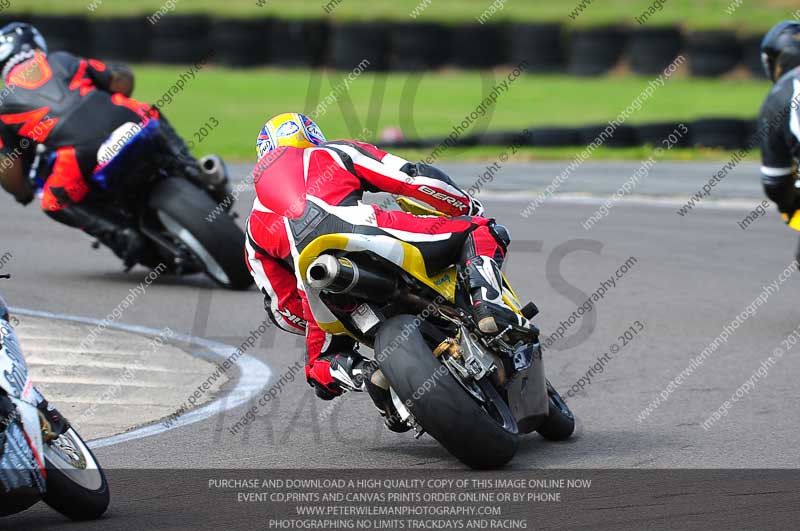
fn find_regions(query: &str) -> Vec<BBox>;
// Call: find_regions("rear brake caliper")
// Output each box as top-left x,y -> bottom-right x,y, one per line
433,338 -> 461,360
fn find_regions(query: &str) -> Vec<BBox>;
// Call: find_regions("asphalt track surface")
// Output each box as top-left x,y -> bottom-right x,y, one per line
2,161 -> 800,529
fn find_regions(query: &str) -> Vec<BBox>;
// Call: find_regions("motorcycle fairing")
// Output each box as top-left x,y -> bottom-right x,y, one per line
394,197 -> 524,312
298,233 -> 453,335
0,318 -> 44,475
8,397 -> 45,477
297,233 -> 523,336
0,320 -> 32,402
0,406 -> 47,494
91,118 -> 162,190
785,210 -> 800,231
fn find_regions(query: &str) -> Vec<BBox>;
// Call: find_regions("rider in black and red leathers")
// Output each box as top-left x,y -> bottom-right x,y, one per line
0,23 -> 199,265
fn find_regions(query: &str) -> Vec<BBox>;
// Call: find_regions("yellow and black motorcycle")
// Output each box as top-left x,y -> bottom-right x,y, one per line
298,198 -> 574,469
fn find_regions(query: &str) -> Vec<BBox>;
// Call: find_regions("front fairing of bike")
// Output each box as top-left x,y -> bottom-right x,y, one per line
0,317 -> 45,469
30,119 -> 163,200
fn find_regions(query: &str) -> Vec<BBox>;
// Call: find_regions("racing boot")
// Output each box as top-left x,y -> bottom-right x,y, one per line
46,205 -> 146,269
158,114 -> 202,181
159,114 -> 233,206
358,360 -> 411,433
463,256 -> 531,336
315,353 -> 410,432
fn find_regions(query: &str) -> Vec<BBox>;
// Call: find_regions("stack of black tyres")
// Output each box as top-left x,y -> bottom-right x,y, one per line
330,21 -> 388,71
627,27 -> 683,75
635,122 -> 691,147
569,26 -> 628,76
269,19 -> 328,67
388,23 -> 449,71
507,23 -> 564,73
690,118 -> 750,149
578,124 -> 638,147
0,13 -> 31,29
379,118 -> 762,150
31,15 -> 93,58
210,18 -> 271,67
91,17 -> 151,62
449,23 -> 506,69
426,133 -> 480,149
741,34 -> 767,78
477,131 -> 525,146
527,127 -> 580,147
687,31 -> 742,77
150,15 -> 212,64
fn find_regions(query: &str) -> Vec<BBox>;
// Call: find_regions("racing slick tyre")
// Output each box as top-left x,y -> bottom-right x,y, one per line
42,428 -> 110,521
536,381 -> 575,441
375,315 -> 520,470
149,178 -> 253,290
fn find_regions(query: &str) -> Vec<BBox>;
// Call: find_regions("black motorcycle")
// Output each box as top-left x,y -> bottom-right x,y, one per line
29,120 -> 253,290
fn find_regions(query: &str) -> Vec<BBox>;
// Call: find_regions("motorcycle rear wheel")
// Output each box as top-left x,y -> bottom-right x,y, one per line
375,315 -> 520,469
148,177 -> 253,290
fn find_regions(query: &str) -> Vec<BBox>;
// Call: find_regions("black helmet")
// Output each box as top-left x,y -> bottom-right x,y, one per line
761,21 -> 800,83
0,22 -> 47,80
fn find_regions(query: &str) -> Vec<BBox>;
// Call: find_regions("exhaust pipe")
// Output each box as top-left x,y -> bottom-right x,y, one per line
306,254 -> 395,299
198,154 -> 229,188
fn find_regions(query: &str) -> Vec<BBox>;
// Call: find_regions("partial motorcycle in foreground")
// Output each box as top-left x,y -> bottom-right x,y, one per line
301,198 -> 575,469
0,284 -> 109,520
29,118 -> 253,290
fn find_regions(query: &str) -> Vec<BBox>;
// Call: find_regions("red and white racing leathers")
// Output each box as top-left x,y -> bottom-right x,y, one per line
245,140 -> 505,396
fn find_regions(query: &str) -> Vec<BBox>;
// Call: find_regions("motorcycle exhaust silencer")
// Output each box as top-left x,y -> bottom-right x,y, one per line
198,154 -> 229,188
306,254 -> 395,299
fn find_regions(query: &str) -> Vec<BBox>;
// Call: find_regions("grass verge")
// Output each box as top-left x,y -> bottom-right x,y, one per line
126,65 -> 768,162
9,0 -> 798,30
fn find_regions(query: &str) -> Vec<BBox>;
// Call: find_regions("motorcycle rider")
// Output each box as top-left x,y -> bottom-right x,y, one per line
759,21 -> 800,259
0,22 -> 201,267
245,112 -> 531,429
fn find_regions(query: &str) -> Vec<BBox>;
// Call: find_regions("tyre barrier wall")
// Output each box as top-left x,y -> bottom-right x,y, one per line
0,14 -> 770,78
380,118 -> 759,151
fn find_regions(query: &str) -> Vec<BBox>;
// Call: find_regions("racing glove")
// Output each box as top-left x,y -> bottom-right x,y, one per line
468,196 -> 485,217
